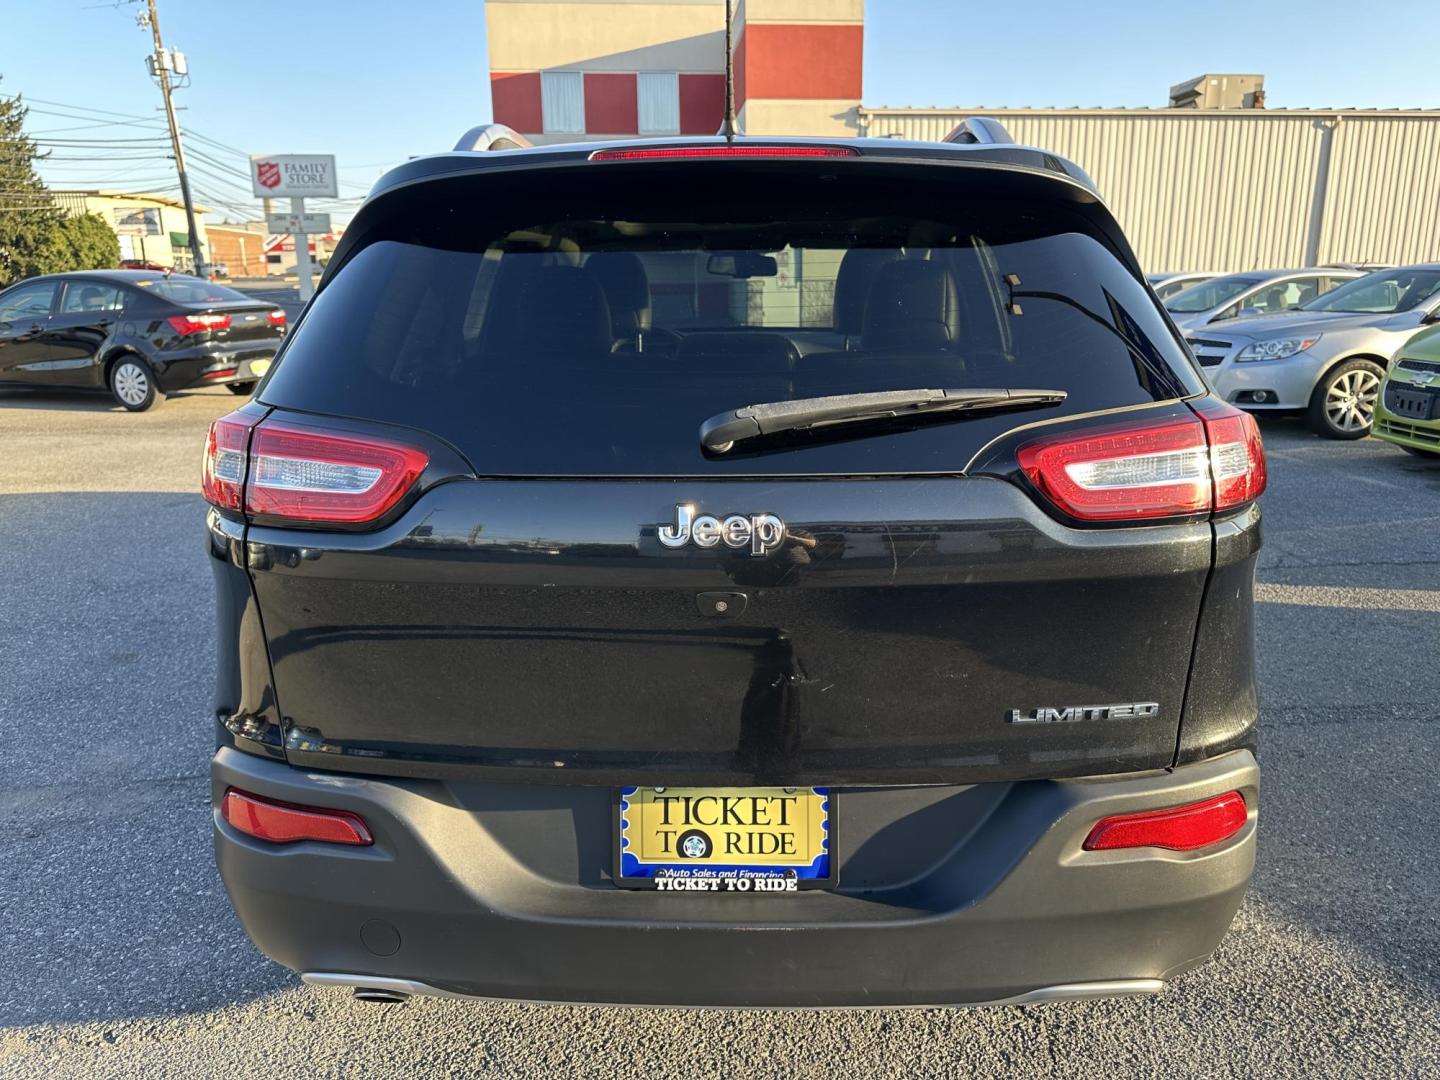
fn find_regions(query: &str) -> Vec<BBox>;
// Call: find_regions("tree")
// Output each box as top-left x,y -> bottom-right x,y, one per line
44,212 -> 120,272
0,81 -> 61,286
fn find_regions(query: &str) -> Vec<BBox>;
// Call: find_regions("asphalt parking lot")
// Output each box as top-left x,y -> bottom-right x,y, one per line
1,388 -> 1437,1079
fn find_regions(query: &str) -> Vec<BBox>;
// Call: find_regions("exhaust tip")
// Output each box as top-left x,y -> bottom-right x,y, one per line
353,986 -> 410,1003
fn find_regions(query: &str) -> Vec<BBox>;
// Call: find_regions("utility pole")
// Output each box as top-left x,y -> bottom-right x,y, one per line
143,0 -> 206,277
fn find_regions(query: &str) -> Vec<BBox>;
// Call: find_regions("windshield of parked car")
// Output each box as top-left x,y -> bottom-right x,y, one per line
132,277 -> 253,306
1165,274 -> 1263,313
1301,268 -> 1440,314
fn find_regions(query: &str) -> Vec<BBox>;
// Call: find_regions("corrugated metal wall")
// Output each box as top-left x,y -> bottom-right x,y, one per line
859,108 -> 1440,272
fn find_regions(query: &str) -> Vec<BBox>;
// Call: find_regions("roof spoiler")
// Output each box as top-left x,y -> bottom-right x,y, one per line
943,117 -> 1014,146
453,123 -> 533,152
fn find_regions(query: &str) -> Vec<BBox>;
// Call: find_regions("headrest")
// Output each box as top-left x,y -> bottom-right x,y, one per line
861,261 -> 961,350
584,253 -> 652,336
675,332 -> 798,375
832,249 -> 902,335
491,264 -> 613,355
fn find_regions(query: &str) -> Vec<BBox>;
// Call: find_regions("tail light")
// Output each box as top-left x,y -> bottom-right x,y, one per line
589,145 -> 857,161
267,309 -> 287,327
1017,404 -> 1266,523
201,412 -> 257,511
1083,791 -> 1248,852
168,312 -> 232,336
221,788 -> 373,846
201,411 -> 429,526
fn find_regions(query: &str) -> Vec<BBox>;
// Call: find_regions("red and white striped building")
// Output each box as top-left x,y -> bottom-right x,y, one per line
486,0 -> 863,141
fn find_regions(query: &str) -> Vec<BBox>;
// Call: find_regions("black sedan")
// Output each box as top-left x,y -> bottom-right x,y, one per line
0,270 -> 286,410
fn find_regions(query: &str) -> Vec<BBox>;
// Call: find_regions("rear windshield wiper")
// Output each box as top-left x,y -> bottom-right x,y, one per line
700,388 -> 1068,453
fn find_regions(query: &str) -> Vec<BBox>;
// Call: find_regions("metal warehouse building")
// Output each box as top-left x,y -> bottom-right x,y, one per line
858,107 -> 1440,273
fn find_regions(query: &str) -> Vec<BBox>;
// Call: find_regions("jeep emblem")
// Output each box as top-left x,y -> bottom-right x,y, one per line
657,503 -> 786,557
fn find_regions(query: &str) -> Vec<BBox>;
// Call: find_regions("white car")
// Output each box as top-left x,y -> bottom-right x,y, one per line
1166,269 -> 1363,333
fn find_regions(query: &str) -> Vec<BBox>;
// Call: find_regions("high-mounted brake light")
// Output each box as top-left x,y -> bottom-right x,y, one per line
1083,791 -> 1248,852
221,788 -> 373,846
168,312 -> 231,336
1017,405 -> 1266,523
589,145 -> 858,162
245,421 -> 429,524
201,411 -> 258,511
267,309 -> 287,327
201,414 -> 429,525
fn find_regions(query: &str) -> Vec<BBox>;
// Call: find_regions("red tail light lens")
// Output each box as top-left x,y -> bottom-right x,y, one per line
168,313 -> 232,336
266,309 -> 287,327
1018,418 -> 1211,521
245,421 -> 429,524
1196,402 -> 1267,510
589,145 -> 857,162
1018,406 -> 1268,523
221,788 -> 373,846
1083,791 -> 1248,852
201,411 -> 258,511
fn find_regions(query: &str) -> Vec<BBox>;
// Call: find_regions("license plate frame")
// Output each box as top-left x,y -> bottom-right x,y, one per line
613,786 -> 835,891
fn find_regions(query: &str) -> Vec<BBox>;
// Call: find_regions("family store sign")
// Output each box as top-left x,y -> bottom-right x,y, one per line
248,154 -> 339,199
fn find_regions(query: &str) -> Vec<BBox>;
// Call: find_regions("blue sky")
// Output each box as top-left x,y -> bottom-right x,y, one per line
4,0 -> 1439,222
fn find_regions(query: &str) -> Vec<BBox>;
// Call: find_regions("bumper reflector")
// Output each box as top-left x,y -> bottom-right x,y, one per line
221,788 -> 373,846
1083,791 -> 1247,852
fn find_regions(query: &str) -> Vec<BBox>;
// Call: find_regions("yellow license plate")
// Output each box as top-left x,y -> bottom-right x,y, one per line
249,358 -> 272,377
616,786 -> 833,891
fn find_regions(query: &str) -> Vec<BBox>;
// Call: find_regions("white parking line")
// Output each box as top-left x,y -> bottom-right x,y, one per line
1257,582 -> 1440,613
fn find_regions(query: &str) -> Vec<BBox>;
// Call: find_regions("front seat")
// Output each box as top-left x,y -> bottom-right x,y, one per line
584,253 -> 653,351
832,248 -> 903,348
860,260 -> 962,350
484,264 -> 614,359
796,261 -> 967,397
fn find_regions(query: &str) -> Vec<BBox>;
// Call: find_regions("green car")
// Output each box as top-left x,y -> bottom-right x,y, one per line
1373,325 -> 1440,458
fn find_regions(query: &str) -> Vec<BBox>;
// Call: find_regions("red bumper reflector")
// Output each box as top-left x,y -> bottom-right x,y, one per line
1083,791 -> 1248,852
589,145 -> 858,162
221,788 -> 373,846
201,368 -> 238,380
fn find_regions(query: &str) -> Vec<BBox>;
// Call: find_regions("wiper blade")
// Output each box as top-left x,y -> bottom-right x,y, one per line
700,387 -> 1068,453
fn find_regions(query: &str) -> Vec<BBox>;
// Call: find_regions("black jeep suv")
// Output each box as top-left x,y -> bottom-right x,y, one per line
205,127 -> 1265,1008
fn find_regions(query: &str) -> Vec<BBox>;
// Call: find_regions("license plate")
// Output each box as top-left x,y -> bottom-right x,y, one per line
248,358 -> 272,377
615,786 -> 833,891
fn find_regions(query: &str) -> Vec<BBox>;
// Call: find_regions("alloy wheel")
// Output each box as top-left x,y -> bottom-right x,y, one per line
1324,368 -> 1380,432
113,362 -> 149,407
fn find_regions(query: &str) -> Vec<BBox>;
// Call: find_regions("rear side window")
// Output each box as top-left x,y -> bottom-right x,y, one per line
261,163 -> 1199,476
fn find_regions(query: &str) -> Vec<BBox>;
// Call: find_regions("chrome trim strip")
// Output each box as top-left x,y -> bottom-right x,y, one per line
301,972 -> 1166,1009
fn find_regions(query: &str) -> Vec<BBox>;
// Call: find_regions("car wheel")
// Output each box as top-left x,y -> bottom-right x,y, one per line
1401,445 -> 1440,459
226,381 -> 258,396
109,357 -> 158,411
1307,358 -> 1383,439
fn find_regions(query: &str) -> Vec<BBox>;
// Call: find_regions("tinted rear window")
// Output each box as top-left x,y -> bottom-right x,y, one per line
260,163 -> 1199,476
133,277 -> 254,306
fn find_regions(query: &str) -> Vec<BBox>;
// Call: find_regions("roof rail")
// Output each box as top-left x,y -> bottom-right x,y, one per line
943,117 -> 1014,146
453,123 -> 533,153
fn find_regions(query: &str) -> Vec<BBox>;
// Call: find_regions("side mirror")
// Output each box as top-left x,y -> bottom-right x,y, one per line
1239,307 -> 1262,318
1421,307 -> 1440,325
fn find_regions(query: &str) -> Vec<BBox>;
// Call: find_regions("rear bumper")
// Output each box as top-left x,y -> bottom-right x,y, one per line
213,747 -> 1258,1008
154,344 -> 276,392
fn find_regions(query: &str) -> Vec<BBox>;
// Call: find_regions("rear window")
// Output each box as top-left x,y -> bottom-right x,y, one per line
260,163 -> 1199,476
133,276 -> 254,306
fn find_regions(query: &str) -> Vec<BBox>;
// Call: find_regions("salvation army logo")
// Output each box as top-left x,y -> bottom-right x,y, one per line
255,161 -> 281,189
